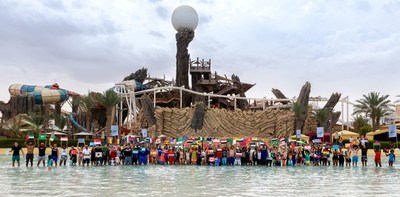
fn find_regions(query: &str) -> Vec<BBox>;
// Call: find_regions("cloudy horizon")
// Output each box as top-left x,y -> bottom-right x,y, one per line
0,0 -> 399,118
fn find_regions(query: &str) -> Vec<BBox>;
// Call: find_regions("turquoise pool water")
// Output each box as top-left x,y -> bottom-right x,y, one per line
0,156 -> 399,196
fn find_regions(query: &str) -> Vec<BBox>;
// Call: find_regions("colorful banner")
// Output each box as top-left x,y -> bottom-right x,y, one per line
317,127 -> 324,138
388,124 -> 397,138
111,125 -> 119,137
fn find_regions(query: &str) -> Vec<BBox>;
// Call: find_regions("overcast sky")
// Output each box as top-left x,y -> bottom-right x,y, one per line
0,0 -> 399,116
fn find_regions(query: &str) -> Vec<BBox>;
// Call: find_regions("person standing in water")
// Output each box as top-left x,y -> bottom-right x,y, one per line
10,142 -> 24,167
374,148 -> 382,167
24,140 -> 35,167
37,142 -> 46,167
59,144 -> 68,166
386,149 -> 396,167
50,143 -> 59,166
361,145 -> 367,167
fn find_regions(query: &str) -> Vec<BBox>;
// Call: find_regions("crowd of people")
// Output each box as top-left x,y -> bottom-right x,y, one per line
7,139 -> 396,170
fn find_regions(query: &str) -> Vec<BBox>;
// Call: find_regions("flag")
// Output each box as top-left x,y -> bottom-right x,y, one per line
156,138 -> 161,144
388,124 -> 397,138
60,137 -> 68,142
246,137 -> 252,143
186,139 -> 193,144
333,145 -> 340,150
78,138 -> 85,143
145,138 -> 152,144
296,129 -> 301,139
141,128 -> 148,138
317,127 -> 324,138
49,135 -> 56,141
111,125 -> 119,137
89,142 -> 95,146
38,134 -> 46,141
271,138 -> 278,146
313,139 -> 321,143
94,139 -> 101,145
220,139 -> 227,144
170,138 -> 176,144
115,139 -> 120,145
28,134 -> 34,139
177,138 -> 183,144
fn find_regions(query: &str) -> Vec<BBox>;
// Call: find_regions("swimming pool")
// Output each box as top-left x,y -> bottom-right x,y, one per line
0,156 -> 398,196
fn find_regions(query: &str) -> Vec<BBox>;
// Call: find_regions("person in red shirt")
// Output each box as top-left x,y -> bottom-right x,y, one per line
109,146 -> 117,165
374,148 -> 382,167
167,147 -> 175,165
215,148 -> 223,166
69,146 -> 78,166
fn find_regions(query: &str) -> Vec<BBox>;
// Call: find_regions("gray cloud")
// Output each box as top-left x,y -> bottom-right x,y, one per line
0,0 -> 399,110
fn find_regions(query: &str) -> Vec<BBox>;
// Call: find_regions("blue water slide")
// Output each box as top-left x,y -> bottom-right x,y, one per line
69,113 -> 87,132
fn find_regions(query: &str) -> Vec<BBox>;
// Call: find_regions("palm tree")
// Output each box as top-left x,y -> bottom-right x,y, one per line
292,102 -> 306,133
95,89 -> 121,139
353,92 -> 393,130
26,112 -> 45,135
313,108 -> 329,127
78,91 -> 95,133
352,115 -> 368,133
52,113 -> 67,132
292,102 -> 306,118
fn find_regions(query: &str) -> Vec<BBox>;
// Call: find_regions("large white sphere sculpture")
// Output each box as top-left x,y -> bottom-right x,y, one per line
171,5 -> 199,31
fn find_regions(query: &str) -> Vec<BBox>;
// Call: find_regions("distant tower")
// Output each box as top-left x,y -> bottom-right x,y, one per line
171,5 -> 199,107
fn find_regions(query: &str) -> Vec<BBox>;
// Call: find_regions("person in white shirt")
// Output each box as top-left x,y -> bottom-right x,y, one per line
60,144 -> 68,166
82,145 -> 91,167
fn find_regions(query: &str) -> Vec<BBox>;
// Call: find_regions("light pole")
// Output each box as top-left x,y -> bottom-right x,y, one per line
171,5 -> 199,107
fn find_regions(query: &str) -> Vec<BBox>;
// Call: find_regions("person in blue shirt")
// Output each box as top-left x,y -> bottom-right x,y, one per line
138,142 -> 150,165
260,146 -> 267,165
386,149 -> 396,167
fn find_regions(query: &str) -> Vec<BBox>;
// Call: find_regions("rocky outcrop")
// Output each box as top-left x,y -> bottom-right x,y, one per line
152,107 -> 295,138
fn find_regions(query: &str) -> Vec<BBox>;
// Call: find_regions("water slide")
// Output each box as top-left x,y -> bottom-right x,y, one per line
69,112 -> 87,132
8,84 -> 78,105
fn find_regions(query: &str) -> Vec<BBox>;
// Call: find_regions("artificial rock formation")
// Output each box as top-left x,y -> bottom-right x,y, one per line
123,67 -> 148,83
271,88 -> 289,105
0,95 -> 35,121
294,82 -> 311,132
321,92 -> 342,133
153,107 -> 295,138
232,74 -> 249,109
175,28 -> 195,107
